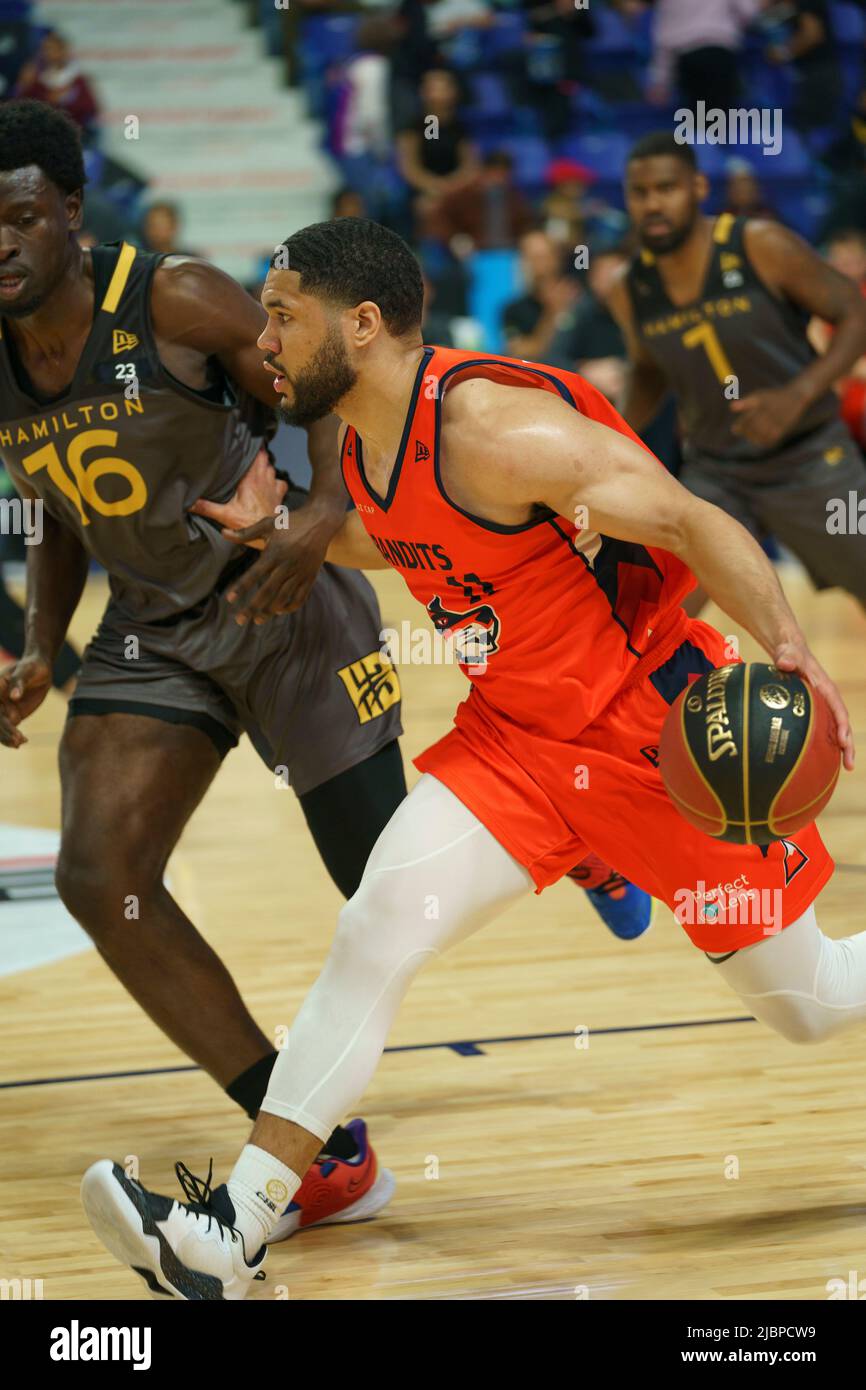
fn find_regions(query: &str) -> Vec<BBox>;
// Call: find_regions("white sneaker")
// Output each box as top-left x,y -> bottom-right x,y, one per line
81,1159 -> 266,1301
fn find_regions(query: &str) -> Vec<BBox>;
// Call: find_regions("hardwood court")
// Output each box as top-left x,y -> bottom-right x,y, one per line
1,565 -> 864,1301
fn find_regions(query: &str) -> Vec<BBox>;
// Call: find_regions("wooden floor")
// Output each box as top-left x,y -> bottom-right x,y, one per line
1,566 -> 865,1301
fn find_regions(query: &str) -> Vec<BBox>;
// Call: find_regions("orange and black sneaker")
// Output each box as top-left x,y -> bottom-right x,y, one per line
568,853 -> 653,940
266,1118 -> 395,1243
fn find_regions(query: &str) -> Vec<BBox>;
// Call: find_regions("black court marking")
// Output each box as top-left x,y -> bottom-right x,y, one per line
0,1014 -> 756,1090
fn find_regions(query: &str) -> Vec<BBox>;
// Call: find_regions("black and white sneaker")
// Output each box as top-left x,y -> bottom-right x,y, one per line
81,1158 -> 266,1301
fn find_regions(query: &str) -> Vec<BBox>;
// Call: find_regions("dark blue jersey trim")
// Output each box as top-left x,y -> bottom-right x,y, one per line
546,517 -> 644,659
354,346 -> 434,512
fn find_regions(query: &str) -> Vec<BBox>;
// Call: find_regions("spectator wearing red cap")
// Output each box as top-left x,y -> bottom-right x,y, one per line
541,159 -> 628,257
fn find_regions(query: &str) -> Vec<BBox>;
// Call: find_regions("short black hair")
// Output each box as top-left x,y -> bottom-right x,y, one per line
274,218 -> 424,337
627,132 -> 697,172
0,99 -> 86,195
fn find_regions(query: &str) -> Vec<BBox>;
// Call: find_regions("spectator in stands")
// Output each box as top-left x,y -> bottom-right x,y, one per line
810,228 -> 866,450
396,67 -> 477,199
338,21 -> 392,165
516,0 -> 597,142
502,230 -> 581,363
548,244 -> 629,401
332,187 -> 368,220
388,0 -> 440,135
139,202 -> 199,258
765,0 -> 841,130
723,159 -> 778,220
647,0 -> 761,113
14,30 -> 99,135
541,158 -> 629,258
427,150 -> 535,254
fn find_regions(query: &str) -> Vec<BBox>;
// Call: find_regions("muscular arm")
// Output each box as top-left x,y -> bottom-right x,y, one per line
443,381 -> 854,766
605,271 -> 670,430
744,220 -> 866,410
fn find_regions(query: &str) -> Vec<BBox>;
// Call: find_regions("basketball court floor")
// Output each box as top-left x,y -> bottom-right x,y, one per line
1,563 -> 864,1301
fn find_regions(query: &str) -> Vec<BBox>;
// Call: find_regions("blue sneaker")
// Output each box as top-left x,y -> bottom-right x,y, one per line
568,854 -> 653,940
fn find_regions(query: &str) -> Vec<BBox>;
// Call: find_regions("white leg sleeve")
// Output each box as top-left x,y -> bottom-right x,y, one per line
712,905 -> 866,1044
260,773 -> 534,1140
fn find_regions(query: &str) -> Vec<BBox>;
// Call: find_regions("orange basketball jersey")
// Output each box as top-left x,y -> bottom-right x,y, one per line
340,346 -> 697,741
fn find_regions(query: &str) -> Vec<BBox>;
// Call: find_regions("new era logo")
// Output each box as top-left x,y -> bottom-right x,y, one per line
414,440 -> 430,462
113,329 -> 139,354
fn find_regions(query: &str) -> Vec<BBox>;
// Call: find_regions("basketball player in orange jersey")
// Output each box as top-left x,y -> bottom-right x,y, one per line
82,219 -> 863,1301
606,133 -> 866,615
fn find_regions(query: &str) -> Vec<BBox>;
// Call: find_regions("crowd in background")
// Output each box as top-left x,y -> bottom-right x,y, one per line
0,1 -> 864,446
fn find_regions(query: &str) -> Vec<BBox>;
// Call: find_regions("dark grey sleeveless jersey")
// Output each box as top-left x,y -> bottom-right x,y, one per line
626,214 -> 838,462
0,242 -> 268,621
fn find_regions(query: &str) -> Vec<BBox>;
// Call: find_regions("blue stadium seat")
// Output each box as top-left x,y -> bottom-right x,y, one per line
482,11 -> 526,56
839,47 -> 865,104
585,5 -> 639,58
557,131 -> 632,178
832,2 -> 866,44
299,15 -> 362,73
477,134 -> 550,189
469,72 -> 510,118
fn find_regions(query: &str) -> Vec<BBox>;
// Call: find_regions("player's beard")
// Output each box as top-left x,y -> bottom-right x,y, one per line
638,209 -> 698,256
278,325 -> 358,428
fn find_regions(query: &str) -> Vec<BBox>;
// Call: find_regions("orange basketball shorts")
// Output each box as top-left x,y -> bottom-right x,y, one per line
414,617 -> 834,952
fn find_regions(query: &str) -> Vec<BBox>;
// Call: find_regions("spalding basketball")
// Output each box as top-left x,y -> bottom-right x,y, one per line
659,662 -> 840,845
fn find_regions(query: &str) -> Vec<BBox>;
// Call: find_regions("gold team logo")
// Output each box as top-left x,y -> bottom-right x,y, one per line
266,1179 -> 288,1204
112,328 -> 139,354
759,683 -> 791,710
824,447 -> 845,466
336,653 -> 401,724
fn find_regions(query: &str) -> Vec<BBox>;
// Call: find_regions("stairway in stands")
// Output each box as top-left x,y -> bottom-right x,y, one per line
35,0 -> 334,282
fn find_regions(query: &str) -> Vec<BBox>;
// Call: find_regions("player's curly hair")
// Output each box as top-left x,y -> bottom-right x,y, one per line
0,99 -> 86,194
273,218 -> 424,338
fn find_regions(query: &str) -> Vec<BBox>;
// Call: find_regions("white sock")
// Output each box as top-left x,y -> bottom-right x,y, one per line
227,1144 -> 302,1253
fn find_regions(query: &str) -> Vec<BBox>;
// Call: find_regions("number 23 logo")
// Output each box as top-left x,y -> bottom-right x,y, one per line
22,428 -> 148,527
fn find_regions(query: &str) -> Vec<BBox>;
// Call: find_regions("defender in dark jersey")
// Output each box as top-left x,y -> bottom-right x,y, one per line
607,132 -> 866,611
0,100 -> 408,1229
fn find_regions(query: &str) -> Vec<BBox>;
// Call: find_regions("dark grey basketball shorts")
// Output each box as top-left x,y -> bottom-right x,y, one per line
680,419 -> 866,604
68,562 -> 403,796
